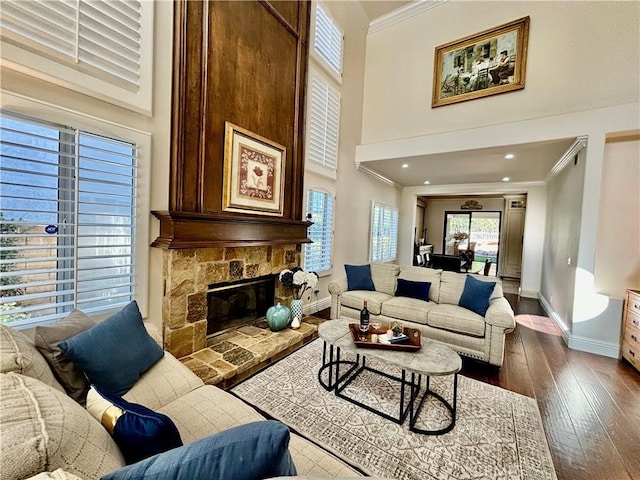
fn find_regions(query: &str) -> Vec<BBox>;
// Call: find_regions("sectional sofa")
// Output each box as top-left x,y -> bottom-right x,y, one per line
0,310 -> 367,480
329,263 -> 516,367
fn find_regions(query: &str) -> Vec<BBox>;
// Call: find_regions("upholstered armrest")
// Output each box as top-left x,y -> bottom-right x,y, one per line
484,297 -> 516,330
328,278 -> 348,296
143,322 -> 163,347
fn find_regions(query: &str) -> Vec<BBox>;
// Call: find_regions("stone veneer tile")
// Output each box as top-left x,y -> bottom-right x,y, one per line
180,357 -> 220,384
246,246 -> 268,264
193,320 -> 207,351
196,263 -> 228,288
210,340 -> 237,354
186,292 -> 207,323
245,264 -> 260,277
271,247 -> 284,267
224,247 -> 246,260
165,324 -> 195,359
192,348 -> 222,363
223,346 -> 255,367
229,260 -> 243,280
211,359 -> 237,380
266,246 -> 272,262
195,248 -> 224,263
237,325 -> 267,337
250,337 -> 281,362
285,249 -> 296,264
229,334 -> 260,349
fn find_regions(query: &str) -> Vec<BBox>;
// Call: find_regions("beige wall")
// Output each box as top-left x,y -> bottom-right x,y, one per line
594,138 -> 640,296
362,1 -> 640,142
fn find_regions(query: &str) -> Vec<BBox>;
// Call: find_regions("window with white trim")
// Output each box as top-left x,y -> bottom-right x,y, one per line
0,0 -> 153,113
313,2 -> 343,77
306,2 -> 343,178
0,110 -> 140,328
303,189 -> 334,274
370,202 -> 399,262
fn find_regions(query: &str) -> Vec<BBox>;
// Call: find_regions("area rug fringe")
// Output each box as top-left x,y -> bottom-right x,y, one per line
232,339 -> 557,480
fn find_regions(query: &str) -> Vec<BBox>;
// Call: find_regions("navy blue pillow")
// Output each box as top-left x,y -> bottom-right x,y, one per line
396,278 -> 431,301
94,386 -> 183,465
102,421 -> 297,480
60,301 -> 164,396
458,275 -> 496,316
345,264 -> 375,291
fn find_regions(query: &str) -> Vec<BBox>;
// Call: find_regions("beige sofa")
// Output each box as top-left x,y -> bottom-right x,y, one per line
0,322 -> 362,480
329,263 -> 516,367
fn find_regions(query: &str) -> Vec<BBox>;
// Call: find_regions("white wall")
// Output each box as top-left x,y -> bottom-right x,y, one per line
361,1 -> 640,142
360,1 -> 640,356
303,1 -> 401,314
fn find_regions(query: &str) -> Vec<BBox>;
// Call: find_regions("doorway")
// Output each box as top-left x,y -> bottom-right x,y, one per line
443,211 -> 501,276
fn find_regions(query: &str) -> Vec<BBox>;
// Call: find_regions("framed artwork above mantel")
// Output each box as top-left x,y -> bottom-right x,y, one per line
222,122 -> 286,217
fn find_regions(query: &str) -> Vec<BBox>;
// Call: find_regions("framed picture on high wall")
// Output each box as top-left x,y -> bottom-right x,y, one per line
432,16 -> 530,108
223,122 -> 286,216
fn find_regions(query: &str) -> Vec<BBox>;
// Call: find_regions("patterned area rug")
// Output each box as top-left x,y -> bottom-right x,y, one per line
231,339 -> 557,480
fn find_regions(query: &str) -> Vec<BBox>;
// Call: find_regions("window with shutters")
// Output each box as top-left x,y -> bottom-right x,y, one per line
370,202 -> 399,263
0,110 -> 145,328
0,0 -> 153,113
306,2 -> 343,178
303,189 -> 334,274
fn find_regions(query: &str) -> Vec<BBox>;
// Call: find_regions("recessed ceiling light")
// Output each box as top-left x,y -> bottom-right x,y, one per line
504,153 -> 515,159
423,180 -> 430,185
502,176 -> 510,182
402,163 -> 409,168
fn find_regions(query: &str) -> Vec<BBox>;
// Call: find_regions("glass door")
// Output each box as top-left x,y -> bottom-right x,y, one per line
443,211 -> 501,275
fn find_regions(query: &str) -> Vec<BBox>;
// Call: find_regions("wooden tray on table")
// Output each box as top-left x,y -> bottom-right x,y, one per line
348,324 -> 422,352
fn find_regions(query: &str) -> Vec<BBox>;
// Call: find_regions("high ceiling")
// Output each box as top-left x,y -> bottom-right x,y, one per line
361,138 -> 577,187
355,1 -> 576,190
359,0 -> 413,21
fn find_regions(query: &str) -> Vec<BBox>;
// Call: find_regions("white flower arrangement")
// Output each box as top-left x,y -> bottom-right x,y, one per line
279,267 -> 319,300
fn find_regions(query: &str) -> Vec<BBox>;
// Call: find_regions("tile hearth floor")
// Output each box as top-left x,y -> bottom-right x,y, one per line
179,316 -> 325,389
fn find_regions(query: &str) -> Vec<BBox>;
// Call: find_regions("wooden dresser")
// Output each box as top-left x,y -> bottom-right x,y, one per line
621,289 -> 640,372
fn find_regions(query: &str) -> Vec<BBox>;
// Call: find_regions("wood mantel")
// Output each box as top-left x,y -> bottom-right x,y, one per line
151,211 -> 312,249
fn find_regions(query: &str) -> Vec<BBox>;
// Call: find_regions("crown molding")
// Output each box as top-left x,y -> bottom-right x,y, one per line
356,163 -> 402,189
545,135 -> 588,181
368,0 -> 447,35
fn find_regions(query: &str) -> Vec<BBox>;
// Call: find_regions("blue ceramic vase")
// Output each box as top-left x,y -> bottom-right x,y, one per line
266,302 -> 291,332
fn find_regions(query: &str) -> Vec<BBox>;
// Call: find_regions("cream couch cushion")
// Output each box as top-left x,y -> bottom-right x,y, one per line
427,304 -> 486,337
339,291 -> 393,315
380,297 -> 436,325
370,262 -> 400,296
0,372 -> 124,480
123,352 -> 204,410
0,325 -> 64,393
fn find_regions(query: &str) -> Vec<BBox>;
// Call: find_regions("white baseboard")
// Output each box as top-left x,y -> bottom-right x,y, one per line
538,293 -> 621,359
304,296 -> 331,316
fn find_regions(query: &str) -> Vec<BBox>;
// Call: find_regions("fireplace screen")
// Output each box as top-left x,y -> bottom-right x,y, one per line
206,275 -> 276,335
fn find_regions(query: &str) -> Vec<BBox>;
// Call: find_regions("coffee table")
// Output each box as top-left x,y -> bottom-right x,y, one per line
317,318 -> 462,435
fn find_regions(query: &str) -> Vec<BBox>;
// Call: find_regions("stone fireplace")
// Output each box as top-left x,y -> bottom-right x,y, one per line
162,245 -> 299,359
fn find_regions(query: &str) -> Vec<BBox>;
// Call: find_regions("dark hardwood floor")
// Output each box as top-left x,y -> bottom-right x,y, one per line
316,294 -> 640,480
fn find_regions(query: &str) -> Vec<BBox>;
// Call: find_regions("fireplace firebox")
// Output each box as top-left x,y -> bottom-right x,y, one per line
206,275 -> 276,336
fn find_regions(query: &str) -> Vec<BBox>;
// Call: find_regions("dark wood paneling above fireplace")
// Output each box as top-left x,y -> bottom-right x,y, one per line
154,0 -> 311,249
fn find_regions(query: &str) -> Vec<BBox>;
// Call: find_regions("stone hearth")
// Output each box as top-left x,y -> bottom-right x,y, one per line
161,244 -> 300,368
179,316 -> 323,389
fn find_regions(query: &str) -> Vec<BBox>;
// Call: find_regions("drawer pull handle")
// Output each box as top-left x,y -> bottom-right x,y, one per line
633,319 -> 639,327
632,334 -> 638,342
630,350 -> 636,358
634,303 -> 640,310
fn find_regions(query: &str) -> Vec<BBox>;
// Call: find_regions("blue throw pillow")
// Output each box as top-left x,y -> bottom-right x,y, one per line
102,421 -> 297,480
458,275 -> 496,316
345,264 -> 375,291
396,278 -> 431,301
60,301 -> 164,396
94,386 -> 183,465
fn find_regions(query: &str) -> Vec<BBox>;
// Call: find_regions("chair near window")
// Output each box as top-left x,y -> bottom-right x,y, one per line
477,68 -> 490,89
483,259 -> 493,276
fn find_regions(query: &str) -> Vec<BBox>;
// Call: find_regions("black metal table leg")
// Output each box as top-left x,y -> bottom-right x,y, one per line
409,372 -> 458,435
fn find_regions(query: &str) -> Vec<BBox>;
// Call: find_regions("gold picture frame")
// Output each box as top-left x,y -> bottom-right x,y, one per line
432,16 -> 530,108
223,122 -> 286,216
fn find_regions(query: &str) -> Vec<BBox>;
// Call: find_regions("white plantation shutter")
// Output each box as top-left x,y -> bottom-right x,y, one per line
303,190 -> 334,273
0,111 -> 137,327
1,0 -> 142,90
307,71 -> 340,172
313,2 -> 343,77
370,202 -> 398,262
